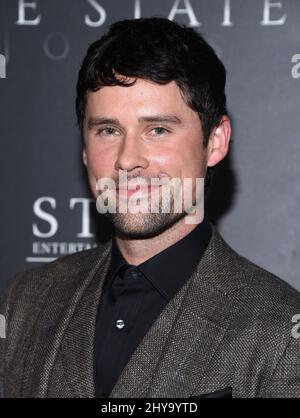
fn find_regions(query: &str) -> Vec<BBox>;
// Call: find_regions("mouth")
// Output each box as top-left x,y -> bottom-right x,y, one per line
116,185 -> 161,198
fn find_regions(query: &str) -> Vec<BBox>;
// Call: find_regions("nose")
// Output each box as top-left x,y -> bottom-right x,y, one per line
114,133 -> 149,172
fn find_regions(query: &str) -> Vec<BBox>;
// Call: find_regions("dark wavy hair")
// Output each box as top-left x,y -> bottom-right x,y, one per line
75,17 -> 227,147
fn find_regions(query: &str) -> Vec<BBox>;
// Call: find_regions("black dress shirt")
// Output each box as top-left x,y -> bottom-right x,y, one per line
94,217 -> 212,398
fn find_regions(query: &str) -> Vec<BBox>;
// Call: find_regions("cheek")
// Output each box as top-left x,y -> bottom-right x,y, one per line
85,145 -> 114,177
149,147 -> 180,179
161,141 -> 205,179
187,149 -> 207,177
184,135 -> 207,175
84,149 -> 110,199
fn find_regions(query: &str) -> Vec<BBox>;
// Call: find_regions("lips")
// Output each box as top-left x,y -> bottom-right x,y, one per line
116,185 -> 160,198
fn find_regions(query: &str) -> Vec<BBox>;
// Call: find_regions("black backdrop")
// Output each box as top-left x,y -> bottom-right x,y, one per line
1,0 -> 300,294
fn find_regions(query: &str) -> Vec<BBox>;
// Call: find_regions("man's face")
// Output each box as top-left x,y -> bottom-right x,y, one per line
82,78 -> 209,238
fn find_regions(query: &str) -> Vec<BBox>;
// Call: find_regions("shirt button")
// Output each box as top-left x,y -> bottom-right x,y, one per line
130,270 -> 139,279
116,319 -> 125,329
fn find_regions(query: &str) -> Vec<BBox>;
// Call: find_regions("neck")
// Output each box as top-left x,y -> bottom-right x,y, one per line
115,216 -> 199,265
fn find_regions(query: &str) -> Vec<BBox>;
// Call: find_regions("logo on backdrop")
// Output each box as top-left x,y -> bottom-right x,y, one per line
13,0 -> 288,28
27,197 -> 98,263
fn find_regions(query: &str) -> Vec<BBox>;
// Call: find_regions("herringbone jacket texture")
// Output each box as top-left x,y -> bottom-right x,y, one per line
1,225 -> 300,398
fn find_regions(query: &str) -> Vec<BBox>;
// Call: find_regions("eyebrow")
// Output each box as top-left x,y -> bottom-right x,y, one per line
138,115 -> 182,124
87,114 -> 182,129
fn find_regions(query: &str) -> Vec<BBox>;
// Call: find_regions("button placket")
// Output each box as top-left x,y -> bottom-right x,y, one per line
113,265 -> 140,331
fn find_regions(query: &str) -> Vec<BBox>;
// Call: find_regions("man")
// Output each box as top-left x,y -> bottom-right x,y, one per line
1,17 -> 300,399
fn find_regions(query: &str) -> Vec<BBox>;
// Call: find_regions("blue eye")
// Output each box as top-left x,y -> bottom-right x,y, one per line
97,127 -> 118,136
102,127 -> 115,135
152,127 -> 168,135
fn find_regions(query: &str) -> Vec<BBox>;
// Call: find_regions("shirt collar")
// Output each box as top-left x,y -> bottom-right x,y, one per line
104,216 -> 212,301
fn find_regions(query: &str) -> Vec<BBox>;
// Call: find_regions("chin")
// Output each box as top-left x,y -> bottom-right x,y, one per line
104,212 -> 186,239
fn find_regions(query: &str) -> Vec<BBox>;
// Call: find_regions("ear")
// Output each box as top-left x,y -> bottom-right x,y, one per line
207,115 -> 231,167
82,147 -> 87,166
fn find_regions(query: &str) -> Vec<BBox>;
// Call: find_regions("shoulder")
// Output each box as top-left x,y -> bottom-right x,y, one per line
208,225 -> 300,314
208,226 -> 300,385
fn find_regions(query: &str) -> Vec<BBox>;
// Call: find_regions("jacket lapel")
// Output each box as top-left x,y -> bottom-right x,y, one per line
59,242 -> 113,397
110,227 -> 235,398
21,240 -> 112,397
145,274 -> 233,397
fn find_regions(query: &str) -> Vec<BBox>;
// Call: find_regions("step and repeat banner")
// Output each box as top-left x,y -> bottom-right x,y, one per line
0,0 -> 300,294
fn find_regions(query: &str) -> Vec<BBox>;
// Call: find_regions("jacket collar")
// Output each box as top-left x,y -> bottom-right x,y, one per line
105,216 -> 212,301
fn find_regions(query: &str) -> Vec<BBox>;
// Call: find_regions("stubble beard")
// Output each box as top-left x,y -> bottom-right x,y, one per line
103,187 -> 196,239
104,210 -> 186,239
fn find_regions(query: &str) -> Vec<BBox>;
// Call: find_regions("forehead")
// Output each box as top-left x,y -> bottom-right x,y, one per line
85,78 -> 196,119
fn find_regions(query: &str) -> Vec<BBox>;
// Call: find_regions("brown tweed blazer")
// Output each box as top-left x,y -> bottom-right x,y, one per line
1,225 -> 300,398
